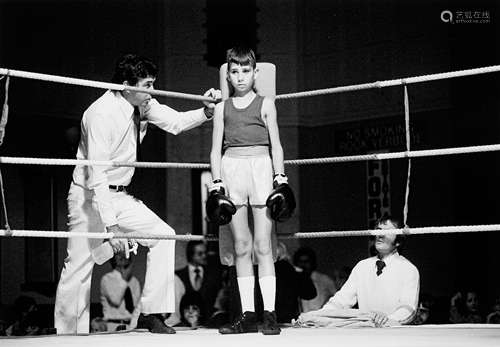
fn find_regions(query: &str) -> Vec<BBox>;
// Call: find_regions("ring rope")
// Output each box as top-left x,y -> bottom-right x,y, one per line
0,170 -> 11,234
1,224 -> 499,241
0,229 -> 206,241
0,156 -> 211,169
0,75 -> 11,235
275,64 -> 500,100
1,64 -> 500,103
0,68 -> 214,103
2,142 -> 500,169
403,84 -> 411,228
0,74 -> 10,145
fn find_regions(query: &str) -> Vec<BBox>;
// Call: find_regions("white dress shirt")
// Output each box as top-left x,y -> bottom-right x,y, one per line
100,269 -> 141,321
321,252 -> 419,323
72,90 -> 207,226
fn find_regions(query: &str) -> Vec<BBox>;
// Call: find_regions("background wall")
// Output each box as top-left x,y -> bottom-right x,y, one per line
0,0 -> 499,320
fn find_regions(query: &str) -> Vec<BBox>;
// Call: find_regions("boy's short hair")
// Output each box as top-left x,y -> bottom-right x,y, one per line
226,47 -> 256,69
111,53 -> 158,85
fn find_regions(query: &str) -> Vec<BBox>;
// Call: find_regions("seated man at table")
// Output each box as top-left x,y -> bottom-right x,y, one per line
297,217 -> 419,328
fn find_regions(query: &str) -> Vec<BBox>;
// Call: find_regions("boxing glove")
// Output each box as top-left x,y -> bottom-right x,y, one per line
266,175 -> 296,222
206,183 -> 236,225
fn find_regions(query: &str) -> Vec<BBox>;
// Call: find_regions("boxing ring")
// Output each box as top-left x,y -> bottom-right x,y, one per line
1,64 -> 500,345
2,325 -> 500,347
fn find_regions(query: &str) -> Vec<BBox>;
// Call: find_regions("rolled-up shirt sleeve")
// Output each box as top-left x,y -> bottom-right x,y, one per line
387,267 -> 420,323
146,99 -> 207,135
85,113 -> 117,227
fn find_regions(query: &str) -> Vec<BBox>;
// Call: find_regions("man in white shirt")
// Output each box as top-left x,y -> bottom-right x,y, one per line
301,217 -> 420,327
100,253 -> 141,331
54,54 -> 220,334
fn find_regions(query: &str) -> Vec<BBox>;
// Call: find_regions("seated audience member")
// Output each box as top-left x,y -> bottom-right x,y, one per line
275,242 -> 317,323
206,267 -> 232,328
90,317 -> 107,333
298,217 -> 419,327
449,290 -> 483,323
5,295 -> 41,336
293,247 -> 337,312
411,304 -> 430,325
411,293 -> 435,325
177,292 -> 204,328
100,253 -> 141,331
0,319 -> 6,336
486,298 -> 500,324
164,274 -> 186,327
175,241 -> 220,325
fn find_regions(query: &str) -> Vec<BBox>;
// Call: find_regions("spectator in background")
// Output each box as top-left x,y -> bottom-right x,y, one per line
275,242 -> 317,323
411,303 -> 430,325
5,295 -> 41,336
100,253 -> 141,331
0,319 -> 6,336
178,292 -> 204,328
206,266 -> 232,328
293,247 -> 337,312
175,241 -> 220,325
486,298 -> 500,324
90,317 -> 107,333
164,275 -> 186,327
449,290 -> 483,323
411,293 -> 435,325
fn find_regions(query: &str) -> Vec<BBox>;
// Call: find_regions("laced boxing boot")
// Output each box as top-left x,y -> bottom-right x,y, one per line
261,310 -> 281,335
219,311 -> 258,334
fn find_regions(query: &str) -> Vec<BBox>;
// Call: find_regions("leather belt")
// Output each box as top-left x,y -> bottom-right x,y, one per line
109,185 -> 127,192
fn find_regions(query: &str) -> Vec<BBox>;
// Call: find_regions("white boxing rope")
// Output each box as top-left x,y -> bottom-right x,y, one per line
271,224 -> 500,239
0,229 -> 207,241
3,142 -> 500,169
0,156 -> 210,169
0,68 -> 214,102
276,64 -> 500,100
402,84 -> 412,228
284,143 -> 500,165
1,224 -> 500,241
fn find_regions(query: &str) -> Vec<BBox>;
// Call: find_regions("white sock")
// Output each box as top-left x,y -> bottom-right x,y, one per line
237,276 -> 255,312
259,275 -> 276,312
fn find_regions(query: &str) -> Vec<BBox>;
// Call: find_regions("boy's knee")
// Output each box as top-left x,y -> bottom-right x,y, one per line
234,239 -> 252,258
254,239 -> 271,257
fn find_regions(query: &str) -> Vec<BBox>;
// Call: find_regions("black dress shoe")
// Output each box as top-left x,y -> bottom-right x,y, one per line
261,310 -> 281,335
219,311 -> 258,334
137,313 -> 176,334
